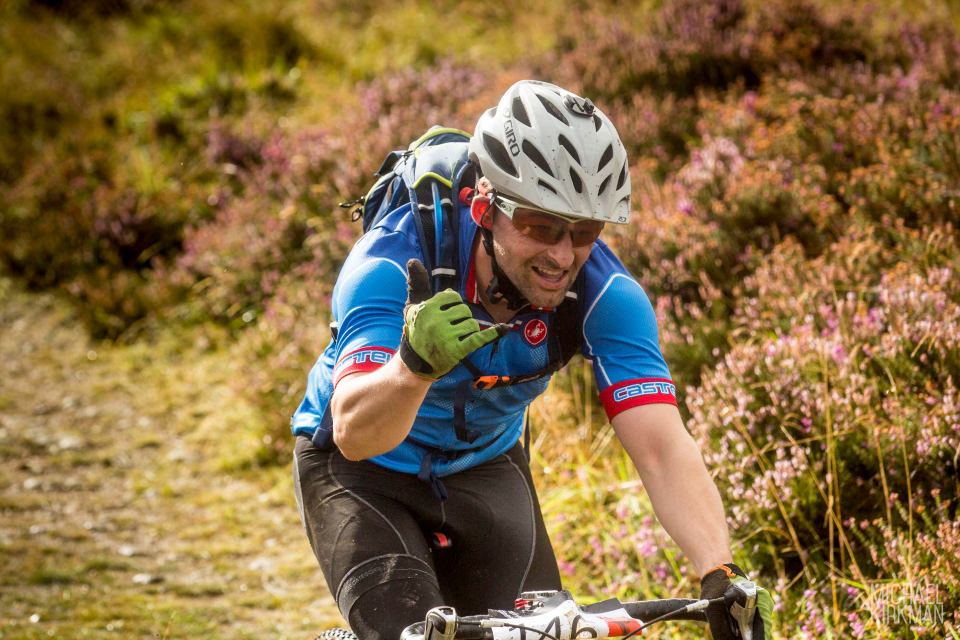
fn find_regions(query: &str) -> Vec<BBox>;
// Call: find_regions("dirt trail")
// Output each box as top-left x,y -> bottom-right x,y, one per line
0,278 -> 345,639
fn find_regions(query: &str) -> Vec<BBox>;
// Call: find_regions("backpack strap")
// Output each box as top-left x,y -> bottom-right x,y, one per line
554,270 -> 587,367
403,143 -> 470,293
310,401 -> 336,450
405,426 -> 515,501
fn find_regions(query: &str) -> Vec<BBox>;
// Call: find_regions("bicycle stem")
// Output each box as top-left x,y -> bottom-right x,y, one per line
424,606 -> 459,640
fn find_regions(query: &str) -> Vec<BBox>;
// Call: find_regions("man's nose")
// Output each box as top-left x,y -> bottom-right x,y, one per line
545,232 -> 575,269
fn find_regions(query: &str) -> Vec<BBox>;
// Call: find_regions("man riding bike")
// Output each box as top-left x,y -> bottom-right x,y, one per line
291,80 -> 774,640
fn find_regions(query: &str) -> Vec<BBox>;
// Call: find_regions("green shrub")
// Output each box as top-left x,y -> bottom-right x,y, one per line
685,222 -> 960,636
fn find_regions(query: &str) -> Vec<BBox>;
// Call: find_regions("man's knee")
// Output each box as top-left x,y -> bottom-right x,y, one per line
337,553 -> 438,614
339,554 -> 443,640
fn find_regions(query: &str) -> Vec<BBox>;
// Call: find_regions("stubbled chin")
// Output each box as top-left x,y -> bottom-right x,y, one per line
523,278 -> 569,308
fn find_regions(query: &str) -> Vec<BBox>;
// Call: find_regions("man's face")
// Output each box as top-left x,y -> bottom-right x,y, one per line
489,209 -> 595,308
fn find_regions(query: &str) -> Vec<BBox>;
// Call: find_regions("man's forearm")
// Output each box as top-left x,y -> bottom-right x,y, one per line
636,434 -> 733,575
613,405 -> 733,576
331,355 -> 431,460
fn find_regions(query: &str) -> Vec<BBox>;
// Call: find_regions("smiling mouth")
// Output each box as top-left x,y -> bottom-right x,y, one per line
532,265 -> 568,286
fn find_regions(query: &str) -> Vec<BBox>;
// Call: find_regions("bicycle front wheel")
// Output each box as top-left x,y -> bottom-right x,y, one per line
316,628 -> 359,640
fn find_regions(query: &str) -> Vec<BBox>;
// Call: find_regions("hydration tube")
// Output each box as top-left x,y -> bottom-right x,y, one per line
432,181 -> 444,292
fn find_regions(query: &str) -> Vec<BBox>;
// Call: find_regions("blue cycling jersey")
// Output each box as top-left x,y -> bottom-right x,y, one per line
291,202 -> 676,477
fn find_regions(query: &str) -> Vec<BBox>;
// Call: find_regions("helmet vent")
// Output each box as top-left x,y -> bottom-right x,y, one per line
522,140 -> 554,178
558,135 -> 581,166
598,144 -> 614,172
512,97 -> 531,127
486,107 -> 497,118
483,133 -> 519,178
593,114 -> 602,131
569,167 -> 583,194
597,174 -> 611,196
616,161 -> 627,190
538,179 -> 558,194
537,94 -> 569,126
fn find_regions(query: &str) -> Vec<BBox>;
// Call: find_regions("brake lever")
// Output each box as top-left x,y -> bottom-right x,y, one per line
724,581 -> 758,640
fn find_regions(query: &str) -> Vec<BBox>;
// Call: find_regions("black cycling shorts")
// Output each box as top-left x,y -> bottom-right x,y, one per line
293,436 -> 562,640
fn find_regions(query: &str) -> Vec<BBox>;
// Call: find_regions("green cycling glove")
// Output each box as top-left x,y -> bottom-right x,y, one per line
700,563 -> 774,640
398,259 -> 510,380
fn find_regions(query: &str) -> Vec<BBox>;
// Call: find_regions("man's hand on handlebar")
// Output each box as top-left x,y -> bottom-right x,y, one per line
700,563 -> 774,640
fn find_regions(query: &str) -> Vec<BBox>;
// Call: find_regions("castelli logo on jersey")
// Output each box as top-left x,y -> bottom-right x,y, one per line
524,319 -> 548,346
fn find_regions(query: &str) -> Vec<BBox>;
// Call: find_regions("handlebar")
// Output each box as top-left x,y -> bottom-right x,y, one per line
622,597 -> 707,622
402,585 -> 758,640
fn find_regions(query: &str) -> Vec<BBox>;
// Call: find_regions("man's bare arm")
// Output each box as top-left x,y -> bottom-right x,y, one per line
331,356 -> 431,461
612,403 -> 733,576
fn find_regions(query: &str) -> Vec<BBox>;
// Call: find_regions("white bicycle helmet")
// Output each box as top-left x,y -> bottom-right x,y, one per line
469,80 -> 631,225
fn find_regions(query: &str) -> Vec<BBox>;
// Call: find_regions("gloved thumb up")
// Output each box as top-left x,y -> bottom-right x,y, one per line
398,259 -> 512,380
405,259 -> 433,306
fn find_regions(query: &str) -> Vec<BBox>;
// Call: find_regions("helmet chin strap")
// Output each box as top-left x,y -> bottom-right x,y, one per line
479,226 -> 529,311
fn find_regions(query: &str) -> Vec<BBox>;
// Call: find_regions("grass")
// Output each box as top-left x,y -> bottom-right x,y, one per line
27,568 -> 79,586
0,277 -> 340,639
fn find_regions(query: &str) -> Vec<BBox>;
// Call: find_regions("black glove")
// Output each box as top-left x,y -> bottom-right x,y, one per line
700,563 -> 773,640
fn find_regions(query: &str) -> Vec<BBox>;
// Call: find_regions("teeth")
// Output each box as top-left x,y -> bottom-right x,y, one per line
535,267 -> 563,276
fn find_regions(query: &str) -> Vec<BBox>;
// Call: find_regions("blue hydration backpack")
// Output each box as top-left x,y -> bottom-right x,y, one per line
339,126 -> 478,295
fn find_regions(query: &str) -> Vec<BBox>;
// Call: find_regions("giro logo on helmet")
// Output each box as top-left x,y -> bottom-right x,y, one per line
502,112 -> 520,157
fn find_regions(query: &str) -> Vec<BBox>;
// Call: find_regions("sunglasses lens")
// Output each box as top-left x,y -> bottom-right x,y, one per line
511,209 -> 565,244
569,220 -> 605,247
511,209 -> 604,247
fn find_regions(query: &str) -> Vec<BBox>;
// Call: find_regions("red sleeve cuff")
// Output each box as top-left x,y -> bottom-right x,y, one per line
599,378 -> 677,421
333,347 -> 396,388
